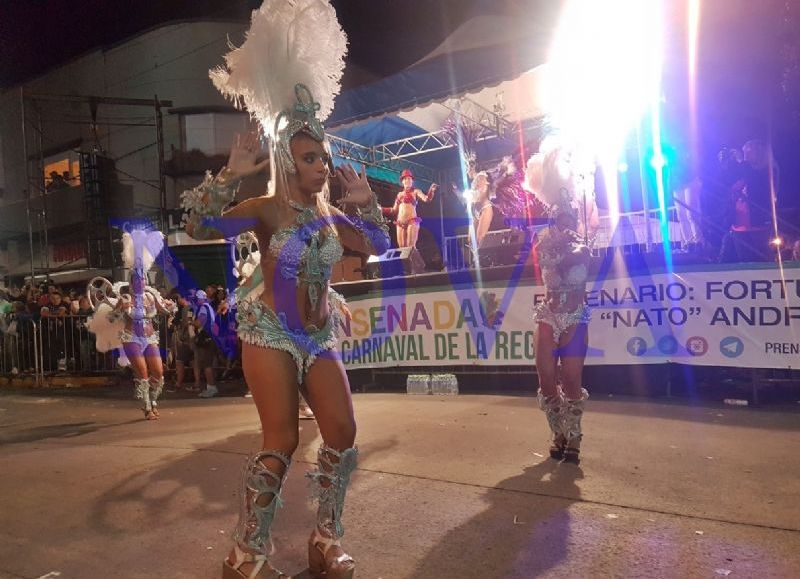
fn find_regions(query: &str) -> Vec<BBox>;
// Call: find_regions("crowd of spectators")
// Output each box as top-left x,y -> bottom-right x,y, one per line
0,282 -> 242,394
692,138 -> 800,263
164,284 -> 240,398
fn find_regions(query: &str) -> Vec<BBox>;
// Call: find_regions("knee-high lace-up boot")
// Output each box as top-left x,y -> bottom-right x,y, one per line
537,385 -> 566,459
562,388 -> 589,464
307,445 -> 358,579
134,378 -> 156,420
223,451 -> 291,579
148,376 -> 164,418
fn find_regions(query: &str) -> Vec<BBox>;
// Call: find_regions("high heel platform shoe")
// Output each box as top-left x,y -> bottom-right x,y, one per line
222,545 -> 288,579
562,444 -> 580,465
561,390 -> 588,465
538,388 -> 566,460
308,527 -> 355,579
549,434 -> 567,460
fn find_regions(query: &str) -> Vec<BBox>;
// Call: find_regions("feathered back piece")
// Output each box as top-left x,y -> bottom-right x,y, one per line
483,157 -> 522,225
121,230 -> 164,272
532,136 -> 595,220
210,0 -> 347,142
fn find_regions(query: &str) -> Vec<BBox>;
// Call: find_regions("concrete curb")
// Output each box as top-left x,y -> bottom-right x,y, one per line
0,375 -> 113,389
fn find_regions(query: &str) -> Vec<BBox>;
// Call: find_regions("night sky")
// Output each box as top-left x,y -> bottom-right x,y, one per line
1,0 -> 798,202
0,0 -> 523,88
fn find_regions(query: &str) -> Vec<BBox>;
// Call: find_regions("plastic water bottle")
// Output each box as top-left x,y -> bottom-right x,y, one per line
431,373 -> 459,395
406,374 -> 431,395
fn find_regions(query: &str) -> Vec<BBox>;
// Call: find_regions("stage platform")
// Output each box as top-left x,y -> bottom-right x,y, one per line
332,249 -> 717,298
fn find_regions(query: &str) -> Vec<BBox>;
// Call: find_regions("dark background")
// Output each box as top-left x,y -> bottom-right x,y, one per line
1,0 -> 798,204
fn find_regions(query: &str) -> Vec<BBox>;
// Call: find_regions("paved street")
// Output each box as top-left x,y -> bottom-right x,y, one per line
1,389 -> 799,578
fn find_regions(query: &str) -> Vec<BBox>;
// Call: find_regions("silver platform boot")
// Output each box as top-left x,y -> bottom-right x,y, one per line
537,385 -> 566,459
223,451 -> 291,579
562,388 -> 589,464
307,445 -> 358,579
134,377 -> 155,420
148,376 -> 164,418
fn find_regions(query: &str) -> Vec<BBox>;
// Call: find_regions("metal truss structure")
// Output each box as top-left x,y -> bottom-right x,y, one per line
328,96 -> 526,184
327,133 -> 440,182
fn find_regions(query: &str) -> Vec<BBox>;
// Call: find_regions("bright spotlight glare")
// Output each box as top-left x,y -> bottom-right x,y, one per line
544,0 -> 663,156
617,161 -> 629,173
770,237 -> 783,247
649,154 -> 667,170
462,188 -> 474,203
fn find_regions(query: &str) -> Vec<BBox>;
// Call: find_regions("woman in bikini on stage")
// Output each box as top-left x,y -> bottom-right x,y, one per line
383,168 -> 437,249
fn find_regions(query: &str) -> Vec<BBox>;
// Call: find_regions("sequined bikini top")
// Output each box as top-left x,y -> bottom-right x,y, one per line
397,189 -> 417,205
536,228 -> 589,293
267,200 -> 344,309
121,291 -> 159,322
472,198 -> 493,221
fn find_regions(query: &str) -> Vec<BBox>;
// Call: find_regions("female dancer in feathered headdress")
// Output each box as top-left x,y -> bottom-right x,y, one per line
526,137 -> 598,465
180,2 -> 389,576
86,229 -> 176,420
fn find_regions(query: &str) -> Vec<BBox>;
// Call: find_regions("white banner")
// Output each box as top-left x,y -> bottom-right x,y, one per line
335,263 -> 800,369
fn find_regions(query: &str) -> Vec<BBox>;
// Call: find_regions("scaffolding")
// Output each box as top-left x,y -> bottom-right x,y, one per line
17,92 -> 173,280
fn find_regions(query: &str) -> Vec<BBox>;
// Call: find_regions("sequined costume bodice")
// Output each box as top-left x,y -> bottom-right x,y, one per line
122,292 -> 159,321
532,226 -> 591,338
267,200 -> 344,310
472,199 -> 493,221
397,189 -> 417,205
536,228 -> 589,293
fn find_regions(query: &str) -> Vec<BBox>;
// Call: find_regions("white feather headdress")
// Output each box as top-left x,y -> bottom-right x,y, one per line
210,0 -> 347,138
533,136 -> 595,219
121,230 -> 164,272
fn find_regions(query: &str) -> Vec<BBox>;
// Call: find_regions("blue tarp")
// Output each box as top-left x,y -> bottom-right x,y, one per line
328,37 -> 551,129
332,116 -> 423,146
326,18 -> 554,174
329,116 -> 429,183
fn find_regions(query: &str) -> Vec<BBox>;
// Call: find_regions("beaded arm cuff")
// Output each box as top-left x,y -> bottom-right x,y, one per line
180,169 -> 240,239
348,195 -> 390,255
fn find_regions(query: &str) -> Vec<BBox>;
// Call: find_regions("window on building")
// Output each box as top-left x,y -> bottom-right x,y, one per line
43,150 -> 81,191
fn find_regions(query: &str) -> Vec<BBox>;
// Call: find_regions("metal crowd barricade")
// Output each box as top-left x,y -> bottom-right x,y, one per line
1,308 -> 227,382
36,313 -> 117,375
0,313 -> 130,379
443,207 -> 689,268
1,316 -> 44,384
443,234 -> 475,271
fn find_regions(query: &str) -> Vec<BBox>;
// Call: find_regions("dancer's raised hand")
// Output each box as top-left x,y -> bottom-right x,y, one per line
336,164 -> 374,207
426,183 -> 438,200
225,131 -> 269,180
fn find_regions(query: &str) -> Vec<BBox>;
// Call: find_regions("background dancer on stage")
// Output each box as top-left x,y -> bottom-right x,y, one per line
462,155 -> 543,248
180,2 -> 389,576
382,168 -> 437,249
470,170 -> 494,248
86,230 -> 175,420
528,139 -> 597,465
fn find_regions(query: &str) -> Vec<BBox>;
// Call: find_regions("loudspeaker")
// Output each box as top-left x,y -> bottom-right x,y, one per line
477,228 -> 532,266
366,246 -> 426,279
331,255 -> 365,283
